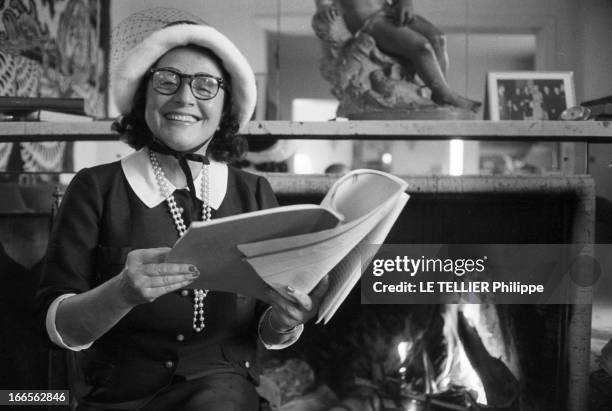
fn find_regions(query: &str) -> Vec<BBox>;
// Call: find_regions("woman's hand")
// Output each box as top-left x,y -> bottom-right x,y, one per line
266,276 -> 330,332
117,248 -> 200,306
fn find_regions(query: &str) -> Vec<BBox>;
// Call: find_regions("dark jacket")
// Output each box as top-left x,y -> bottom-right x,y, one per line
35,160 -> 278,405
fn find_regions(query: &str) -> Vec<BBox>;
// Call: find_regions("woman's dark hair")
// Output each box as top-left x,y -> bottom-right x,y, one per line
111,45 -> 248,163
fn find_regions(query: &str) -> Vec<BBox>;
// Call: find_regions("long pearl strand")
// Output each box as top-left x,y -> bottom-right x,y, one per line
149,149 -> 210,332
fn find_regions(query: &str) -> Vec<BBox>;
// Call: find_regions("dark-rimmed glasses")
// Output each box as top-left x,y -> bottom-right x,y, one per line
149,67 -> 227,100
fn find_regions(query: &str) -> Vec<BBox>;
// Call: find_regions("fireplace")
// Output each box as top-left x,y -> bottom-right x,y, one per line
263,174 -> 594,411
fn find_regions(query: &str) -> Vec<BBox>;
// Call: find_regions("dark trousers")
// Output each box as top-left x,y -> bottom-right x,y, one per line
77,372 -> 259,411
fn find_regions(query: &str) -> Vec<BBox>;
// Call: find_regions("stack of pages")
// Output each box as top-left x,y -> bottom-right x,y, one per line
166,169 -> 409,323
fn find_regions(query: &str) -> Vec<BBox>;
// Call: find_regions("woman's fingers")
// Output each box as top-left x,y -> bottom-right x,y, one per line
285,286 -> 312,311
147,272 -> 200,288
310,275 -> 330,305
265,288 -> 303,323
265,276 -> 332,328
126,247 -> 171,265
141,263 -> 199,278
270,301 -> 303,327
120,253 -> 201,304
137,263 -> 200,288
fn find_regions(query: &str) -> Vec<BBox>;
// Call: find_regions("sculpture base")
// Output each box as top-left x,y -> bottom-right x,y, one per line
345,107 -> 477,120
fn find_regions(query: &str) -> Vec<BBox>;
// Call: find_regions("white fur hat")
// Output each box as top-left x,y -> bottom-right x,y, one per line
111,8 -> 256,132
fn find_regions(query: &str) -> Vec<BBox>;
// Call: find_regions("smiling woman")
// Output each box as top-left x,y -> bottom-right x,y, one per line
34,8 -> 329,410
145,47 -> 227,156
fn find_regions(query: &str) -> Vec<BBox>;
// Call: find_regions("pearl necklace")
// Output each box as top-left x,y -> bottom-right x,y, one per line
149,149 -> 211,332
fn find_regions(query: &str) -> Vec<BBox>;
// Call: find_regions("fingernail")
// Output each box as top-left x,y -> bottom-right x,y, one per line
189,265 -> 198,273
286,285 -> 295,293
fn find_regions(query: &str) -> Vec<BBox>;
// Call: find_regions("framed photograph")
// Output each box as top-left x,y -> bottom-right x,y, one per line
486,71 -> 575,120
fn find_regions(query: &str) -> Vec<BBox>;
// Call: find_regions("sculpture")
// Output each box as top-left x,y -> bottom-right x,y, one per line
312,0 -> 481,119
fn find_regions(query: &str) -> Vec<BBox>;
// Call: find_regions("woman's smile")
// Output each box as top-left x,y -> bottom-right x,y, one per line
163,111 -> 203,123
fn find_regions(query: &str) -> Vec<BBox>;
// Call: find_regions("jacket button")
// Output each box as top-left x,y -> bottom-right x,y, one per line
176,334 -> 184,342
180,290 -> 189,297
164,360 -> 174,369
244,361 -> 250,368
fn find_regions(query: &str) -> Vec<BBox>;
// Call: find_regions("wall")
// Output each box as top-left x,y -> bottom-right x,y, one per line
75,0 -> 611,173
576,0 -> 612,203
574,0 -> 612,306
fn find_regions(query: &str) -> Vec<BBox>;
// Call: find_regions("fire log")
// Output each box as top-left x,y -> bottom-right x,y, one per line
457,311 -> 519,409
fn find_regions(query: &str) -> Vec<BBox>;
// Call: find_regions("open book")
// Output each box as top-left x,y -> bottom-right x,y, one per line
165,169 -> 409,323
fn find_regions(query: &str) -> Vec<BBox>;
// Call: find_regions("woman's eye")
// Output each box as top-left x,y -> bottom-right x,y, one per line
194,84 -> 213,93
194,78 -> 218,93
160,79 -> 178,87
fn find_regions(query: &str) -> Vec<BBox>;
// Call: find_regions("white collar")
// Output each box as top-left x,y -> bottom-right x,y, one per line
120,148 -> 227,209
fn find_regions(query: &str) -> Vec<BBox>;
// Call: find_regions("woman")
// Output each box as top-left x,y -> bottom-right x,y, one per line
35,9 -> 328,410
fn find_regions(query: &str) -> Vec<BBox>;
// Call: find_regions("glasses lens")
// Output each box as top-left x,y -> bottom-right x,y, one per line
191,76 -> 219,99
152,70 -> 180,94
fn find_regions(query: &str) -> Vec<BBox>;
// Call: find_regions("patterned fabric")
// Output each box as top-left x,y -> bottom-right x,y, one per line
0,0 -> 107,116
110,8 -> 205,68
0,0 -> 108,176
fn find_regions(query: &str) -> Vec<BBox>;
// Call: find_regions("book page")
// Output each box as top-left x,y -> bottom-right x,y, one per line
321,169 -> 409,221
237,170 -> 406,259
239,170 -> 408,259
317,250 -> 362,322
165,205 -> 341,301
237,209 -> 363,259
240,171 -> 408,304
242,189 -> 405,294
317,192 -> 409,323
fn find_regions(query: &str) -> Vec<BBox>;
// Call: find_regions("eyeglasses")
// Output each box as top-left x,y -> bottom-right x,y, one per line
149,67 -> 227,100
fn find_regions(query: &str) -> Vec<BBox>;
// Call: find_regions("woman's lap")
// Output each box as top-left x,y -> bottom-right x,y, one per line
77,372 -> 259,411
143,372 -> 259,411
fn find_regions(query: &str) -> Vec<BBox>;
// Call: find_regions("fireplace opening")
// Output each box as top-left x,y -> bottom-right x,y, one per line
260,290 -> 573,411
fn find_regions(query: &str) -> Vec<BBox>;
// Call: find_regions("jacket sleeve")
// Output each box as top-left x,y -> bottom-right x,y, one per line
255,175 -> 279,210
34,168 -> 103,345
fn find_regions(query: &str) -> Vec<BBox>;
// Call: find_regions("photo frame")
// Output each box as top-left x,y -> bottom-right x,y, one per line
486,71 -> 575,120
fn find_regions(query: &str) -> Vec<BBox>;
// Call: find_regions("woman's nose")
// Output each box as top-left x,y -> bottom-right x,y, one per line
172,80 -> 196,105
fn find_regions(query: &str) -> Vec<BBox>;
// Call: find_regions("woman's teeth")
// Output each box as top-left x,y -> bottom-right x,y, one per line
164,113 -> 200,122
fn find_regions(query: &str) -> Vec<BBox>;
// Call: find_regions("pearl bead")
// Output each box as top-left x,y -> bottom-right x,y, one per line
150,149 -> 210,332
